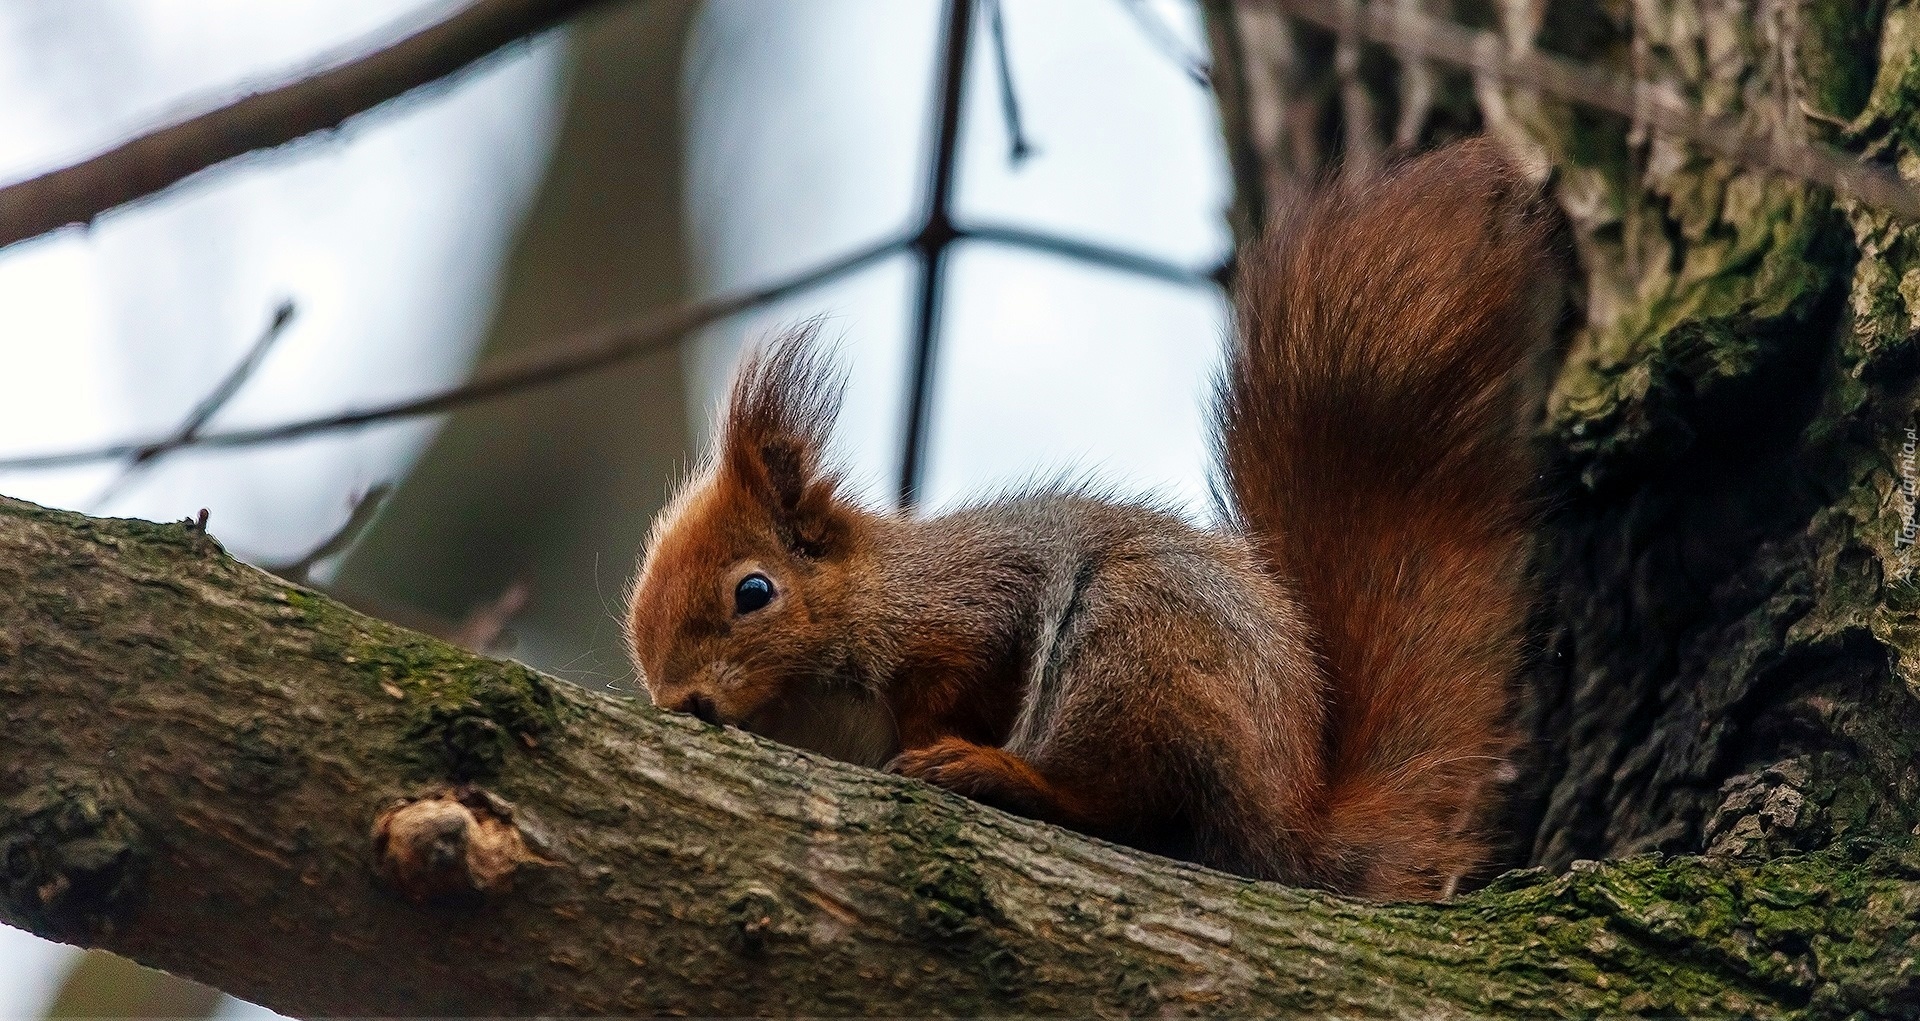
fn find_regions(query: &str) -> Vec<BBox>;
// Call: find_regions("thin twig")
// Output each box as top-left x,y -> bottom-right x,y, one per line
985,0 -> 1038,165
0,222 -> 1219,475
966,222 -> 1222,285
266,482 -> 393,584
90,301 -> 296,510
0,0 -> 1209,504
899,0 -> 981,508
1118,0 -> 1212,88
1331,0 -> 1382,176
0,0 -> 614,252
0,233 -> 909,472
1272,0 -> 1920,221
453,580 -> 532,653
1387,0 -> 1443,151
1198,0 -> 1268,239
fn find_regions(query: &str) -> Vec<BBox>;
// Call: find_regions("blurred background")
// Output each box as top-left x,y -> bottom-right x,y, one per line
0,0 -> 1230,1014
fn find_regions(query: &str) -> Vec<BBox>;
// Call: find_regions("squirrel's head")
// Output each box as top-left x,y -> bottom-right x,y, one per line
625,328 -> 897,766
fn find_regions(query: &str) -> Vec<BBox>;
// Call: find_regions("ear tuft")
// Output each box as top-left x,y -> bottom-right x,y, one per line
722,322 -> 851,553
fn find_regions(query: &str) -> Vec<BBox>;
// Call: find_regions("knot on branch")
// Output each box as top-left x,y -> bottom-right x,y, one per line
371,785 -> 557,906
0,774 -> 148,940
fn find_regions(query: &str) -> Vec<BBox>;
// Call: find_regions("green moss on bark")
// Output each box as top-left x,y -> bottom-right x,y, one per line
284,585 -> 567,778
1435,0 -> 1920,876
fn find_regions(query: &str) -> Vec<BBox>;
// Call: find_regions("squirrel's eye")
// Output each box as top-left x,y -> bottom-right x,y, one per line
734,573 -> 775,615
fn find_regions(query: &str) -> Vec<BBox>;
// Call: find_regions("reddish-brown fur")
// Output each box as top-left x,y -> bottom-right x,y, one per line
626,138 -> 1557,900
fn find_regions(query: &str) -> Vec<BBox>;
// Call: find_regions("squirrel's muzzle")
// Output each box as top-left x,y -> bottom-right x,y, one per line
687,694 -> 721,725
672,692 -> 722,725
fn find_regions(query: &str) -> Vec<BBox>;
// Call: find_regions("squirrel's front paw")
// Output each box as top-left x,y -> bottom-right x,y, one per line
887,738 -> 1057,819
887,737 -> 993,791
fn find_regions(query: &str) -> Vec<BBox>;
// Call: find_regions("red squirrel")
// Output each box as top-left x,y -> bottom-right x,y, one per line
625,138 -> 1557,900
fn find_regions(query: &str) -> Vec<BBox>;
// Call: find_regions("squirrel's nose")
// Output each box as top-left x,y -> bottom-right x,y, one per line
679,692 -> 721,725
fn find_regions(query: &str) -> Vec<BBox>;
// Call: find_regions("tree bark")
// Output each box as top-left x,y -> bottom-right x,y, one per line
3,498 -> 1919,1018
1206,0 -> 1920,875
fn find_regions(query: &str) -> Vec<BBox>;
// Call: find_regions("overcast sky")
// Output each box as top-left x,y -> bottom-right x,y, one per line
685,0 -> 1230,514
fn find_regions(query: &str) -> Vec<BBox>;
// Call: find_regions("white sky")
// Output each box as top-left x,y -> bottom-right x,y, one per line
0,0 -> 564,562
684,0 -> 1230,513
0,0 -> 1229,1015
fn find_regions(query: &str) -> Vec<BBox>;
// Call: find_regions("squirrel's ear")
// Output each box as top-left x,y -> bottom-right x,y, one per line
721,326 -> 853,555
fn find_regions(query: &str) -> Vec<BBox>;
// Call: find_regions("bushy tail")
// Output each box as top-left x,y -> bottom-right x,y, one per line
1217,138 -> 1559,899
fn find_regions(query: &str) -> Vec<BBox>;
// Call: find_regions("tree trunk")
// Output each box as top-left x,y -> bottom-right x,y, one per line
2,501 -> 1919,1018
1207,0 -> 1920,873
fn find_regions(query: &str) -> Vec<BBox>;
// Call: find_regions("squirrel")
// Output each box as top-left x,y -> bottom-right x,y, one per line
625,137 -> 1559,900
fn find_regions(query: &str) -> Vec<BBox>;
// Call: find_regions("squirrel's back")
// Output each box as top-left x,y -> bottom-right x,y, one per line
1218,138 -> 1559,897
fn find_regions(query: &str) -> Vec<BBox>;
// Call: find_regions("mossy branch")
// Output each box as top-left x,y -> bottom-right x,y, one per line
0,494 -> 1915,1018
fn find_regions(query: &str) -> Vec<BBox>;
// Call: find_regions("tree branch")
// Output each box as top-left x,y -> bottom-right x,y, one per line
1269,0 -> 1920,221
0,0 -> 616,252
90,301 -> 297,512
0,225 -> 1216,475
0,493 -> 1916,1017
0,233 -> 906,473
262,481 -> 393,584
1117,0 -> 1213,88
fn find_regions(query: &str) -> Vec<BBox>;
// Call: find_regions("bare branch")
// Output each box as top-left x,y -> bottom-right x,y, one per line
263,481 -> 394,584
453,580 -> 532,653
985,0 -> 1039,166
1271,0 -> 1920,221
898,0 -> 979,508
0,0 -> 615,252
967,222 -> 1224,285
0,0 -> 1225,483
1118,0 -> 1213,88
1198,0 -> 1270,238
0,224 -> 1216,474
0,232 -> 908,472
89,301 -> 296,511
